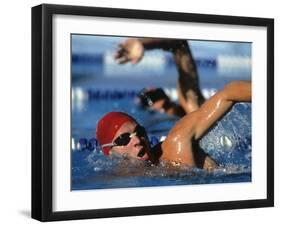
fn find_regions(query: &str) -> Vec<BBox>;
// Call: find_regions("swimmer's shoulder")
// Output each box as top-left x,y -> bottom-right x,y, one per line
151,112 -> 201,163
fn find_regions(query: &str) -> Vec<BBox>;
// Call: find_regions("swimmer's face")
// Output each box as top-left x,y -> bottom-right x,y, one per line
110,121 -> 151,161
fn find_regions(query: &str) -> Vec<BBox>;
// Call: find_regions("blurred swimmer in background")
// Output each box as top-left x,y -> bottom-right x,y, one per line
114,38 -> 205,117
96,81 -> 251,171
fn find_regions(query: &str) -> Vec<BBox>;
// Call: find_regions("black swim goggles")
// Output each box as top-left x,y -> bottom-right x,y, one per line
101,125 -> 147,149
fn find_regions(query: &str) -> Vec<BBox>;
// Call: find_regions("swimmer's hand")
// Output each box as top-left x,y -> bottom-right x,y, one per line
114,38 -> 144,64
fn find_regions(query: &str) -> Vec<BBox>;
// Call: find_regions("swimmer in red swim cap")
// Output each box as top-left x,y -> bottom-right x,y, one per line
96,112 -> 152,161
96,81 -> 251,170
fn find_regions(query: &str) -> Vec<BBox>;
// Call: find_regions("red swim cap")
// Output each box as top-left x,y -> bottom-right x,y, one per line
96,112 -> 136,155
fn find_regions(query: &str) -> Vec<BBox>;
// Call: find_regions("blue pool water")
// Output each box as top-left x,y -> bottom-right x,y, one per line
71,87 -> 251,190
71,36 -> 251,190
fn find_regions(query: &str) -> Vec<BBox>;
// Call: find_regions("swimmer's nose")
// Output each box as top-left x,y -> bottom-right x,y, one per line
130,134 -> 141,146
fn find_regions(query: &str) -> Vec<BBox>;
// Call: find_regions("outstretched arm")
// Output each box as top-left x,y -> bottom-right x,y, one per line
114,38 -> 184,64
115,38 -> 205,114
162,81 -> 251,170
192,81 -> 251,139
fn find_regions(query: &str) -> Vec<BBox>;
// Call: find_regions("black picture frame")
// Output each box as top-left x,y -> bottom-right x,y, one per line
32,3 -> 274,222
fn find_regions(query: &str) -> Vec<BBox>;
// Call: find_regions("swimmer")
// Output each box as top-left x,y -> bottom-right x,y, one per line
114,38 -> 205,115
96,81 -> 251,170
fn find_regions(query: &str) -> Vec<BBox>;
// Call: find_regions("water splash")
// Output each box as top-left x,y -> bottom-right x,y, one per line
199,103 -> 251,166
72,103 -> 251,190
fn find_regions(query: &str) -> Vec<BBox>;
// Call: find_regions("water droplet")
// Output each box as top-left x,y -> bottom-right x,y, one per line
220,135 -> 232,150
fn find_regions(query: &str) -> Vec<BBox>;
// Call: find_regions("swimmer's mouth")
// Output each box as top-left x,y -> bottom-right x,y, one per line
137,148 -> 146,158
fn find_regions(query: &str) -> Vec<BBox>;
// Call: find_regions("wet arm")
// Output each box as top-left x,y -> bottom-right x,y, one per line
192,81 -> 251,139
161,81 -> 251,169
